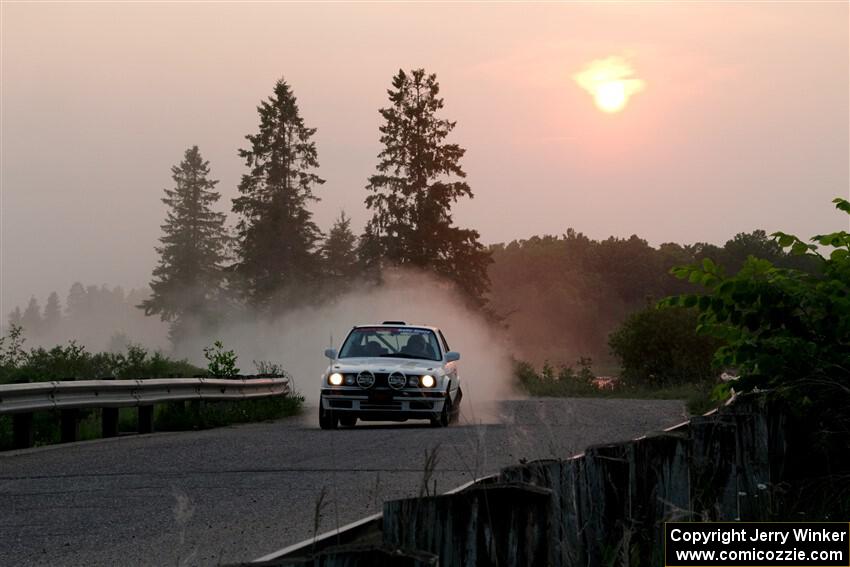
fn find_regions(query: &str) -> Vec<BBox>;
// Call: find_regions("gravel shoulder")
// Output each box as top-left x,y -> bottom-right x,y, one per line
0,398 -> 687,566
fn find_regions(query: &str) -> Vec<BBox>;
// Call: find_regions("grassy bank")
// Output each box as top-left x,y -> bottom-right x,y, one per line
515,359 -> 718,415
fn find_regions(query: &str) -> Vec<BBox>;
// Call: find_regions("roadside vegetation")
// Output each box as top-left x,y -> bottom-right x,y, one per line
514,359 -> 715,415
661,198 -> 850,517
0,333 -> 303,450
517,198 -> 849,516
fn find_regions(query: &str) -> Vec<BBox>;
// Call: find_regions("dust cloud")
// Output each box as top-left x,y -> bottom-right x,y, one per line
175,269 -> 520,422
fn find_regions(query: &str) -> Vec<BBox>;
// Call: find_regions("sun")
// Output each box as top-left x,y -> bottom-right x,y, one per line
573,56 -> 645,114
594,81 -> 628,113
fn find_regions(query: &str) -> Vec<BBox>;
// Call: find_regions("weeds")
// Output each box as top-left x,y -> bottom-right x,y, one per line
203,340 -> 239,378
312,486 -> 329,551
419,444 -> 441,497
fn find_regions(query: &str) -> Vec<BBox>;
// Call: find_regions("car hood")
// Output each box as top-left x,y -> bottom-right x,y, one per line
330,357 -> 441,374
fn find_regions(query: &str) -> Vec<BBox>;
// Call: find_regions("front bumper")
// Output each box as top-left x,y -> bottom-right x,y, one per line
320,387 -> 445,420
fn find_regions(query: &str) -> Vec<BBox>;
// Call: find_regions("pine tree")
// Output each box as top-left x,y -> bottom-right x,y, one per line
322,211 -> 359,295
140,146 -> 228,345
232,78 -> 325,313
43,291 -> 62,333
364,68 -> 492,304
21,297 -> 43,336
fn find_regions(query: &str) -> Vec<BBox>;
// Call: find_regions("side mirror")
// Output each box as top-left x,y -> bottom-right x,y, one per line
445,351 -> 460,363
324,348 -> 337,360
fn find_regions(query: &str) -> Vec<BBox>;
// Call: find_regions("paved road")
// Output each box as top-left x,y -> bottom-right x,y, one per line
0,398 -> 687,566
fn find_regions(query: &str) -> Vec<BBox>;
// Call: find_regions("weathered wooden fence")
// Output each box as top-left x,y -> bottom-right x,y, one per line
251,394 -> 791,567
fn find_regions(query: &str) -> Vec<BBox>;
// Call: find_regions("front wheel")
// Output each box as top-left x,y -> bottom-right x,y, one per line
319,397 -> 338,430
339,416 -> 357,428
430,395 -> 452,428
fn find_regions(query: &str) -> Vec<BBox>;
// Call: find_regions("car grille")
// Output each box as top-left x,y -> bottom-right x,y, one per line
359,400 -> 403,411
347,372 -> 392,388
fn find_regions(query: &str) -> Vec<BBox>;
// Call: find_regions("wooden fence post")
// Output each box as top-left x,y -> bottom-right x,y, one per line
580,443 -> 630,566
383,482 -> 552,567
626,432 -> 691,566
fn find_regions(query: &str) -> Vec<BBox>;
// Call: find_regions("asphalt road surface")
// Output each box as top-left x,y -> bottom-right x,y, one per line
0,398 -> 687,566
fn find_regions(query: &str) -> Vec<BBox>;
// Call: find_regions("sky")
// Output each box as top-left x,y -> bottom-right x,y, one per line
2,2 -> 848,315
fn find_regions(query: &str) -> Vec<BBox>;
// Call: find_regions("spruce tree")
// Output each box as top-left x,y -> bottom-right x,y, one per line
364,68 -> 492,304
21,297 -> 43,336
232,78 -> 325,313
140,146 -> 228,345
43,292 -> 62,333
66,282 -> 87,321
322,211 -> 359,295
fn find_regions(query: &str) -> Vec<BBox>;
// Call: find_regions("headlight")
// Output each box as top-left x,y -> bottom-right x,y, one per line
420,375 -> 436,388
328,372 -> 344,386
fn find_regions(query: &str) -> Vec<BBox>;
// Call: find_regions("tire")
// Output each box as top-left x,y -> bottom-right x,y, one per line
339,416 -> 357,428
318,397 -> 338,430
430,395 -> 452,428
450,388 -> 462,424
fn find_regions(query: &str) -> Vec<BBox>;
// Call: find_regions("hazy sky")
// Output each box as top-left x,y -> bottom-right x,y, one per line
2,2 -> 848,315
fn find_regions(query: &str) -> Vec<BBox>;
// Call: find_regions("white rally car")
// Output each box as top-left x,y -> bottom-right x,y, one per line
319,322 -> 462,429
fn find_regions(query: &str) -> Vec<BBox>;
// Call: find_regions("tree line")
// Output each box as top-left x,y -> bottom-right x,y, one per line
6,284 -> 168,352
139,69 -> 490,346
487,227 -> 817,366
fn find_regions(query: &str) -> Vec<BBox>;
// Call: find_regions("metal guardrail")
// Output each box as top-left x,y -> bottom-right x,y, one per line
0,377 -> 291,450
0,377 -> 290,415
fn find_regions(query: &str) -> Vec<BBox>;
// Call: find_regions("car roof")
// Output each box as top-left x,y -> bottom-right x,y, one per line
352,323 -> 440,333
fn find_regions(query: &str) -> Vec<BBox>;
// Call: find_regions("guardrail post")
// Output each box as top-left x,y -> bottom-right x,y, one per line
58,376 -> 79,443
12,413 -> 34,449
101,376 -> 118,438
60,408 -> 78,443
102,407 -> 119,438
138,405 -> 154,434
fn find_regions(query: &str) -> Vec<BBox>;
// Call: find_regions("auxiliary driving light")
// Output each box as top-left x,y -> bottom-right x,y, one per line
420,375 -> 436,388
328,372 -> 344,386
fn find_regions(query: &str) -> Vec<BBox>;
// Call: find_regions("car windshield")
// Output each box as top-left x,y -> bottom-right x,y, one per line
338,327 -> 442,361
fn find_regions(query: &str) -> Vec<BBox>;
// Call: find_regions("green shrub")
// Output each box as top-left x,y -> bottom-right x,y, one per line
0,334 -> 204,385
664,201 -> 850,399
608,306 -> 722,388
203,340 -> 239,377
662,198 -> 850,518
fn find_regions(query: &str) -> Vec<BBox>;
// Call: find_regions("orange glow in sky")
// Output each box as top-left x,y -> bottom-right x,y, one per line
573,56 -> 645,113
